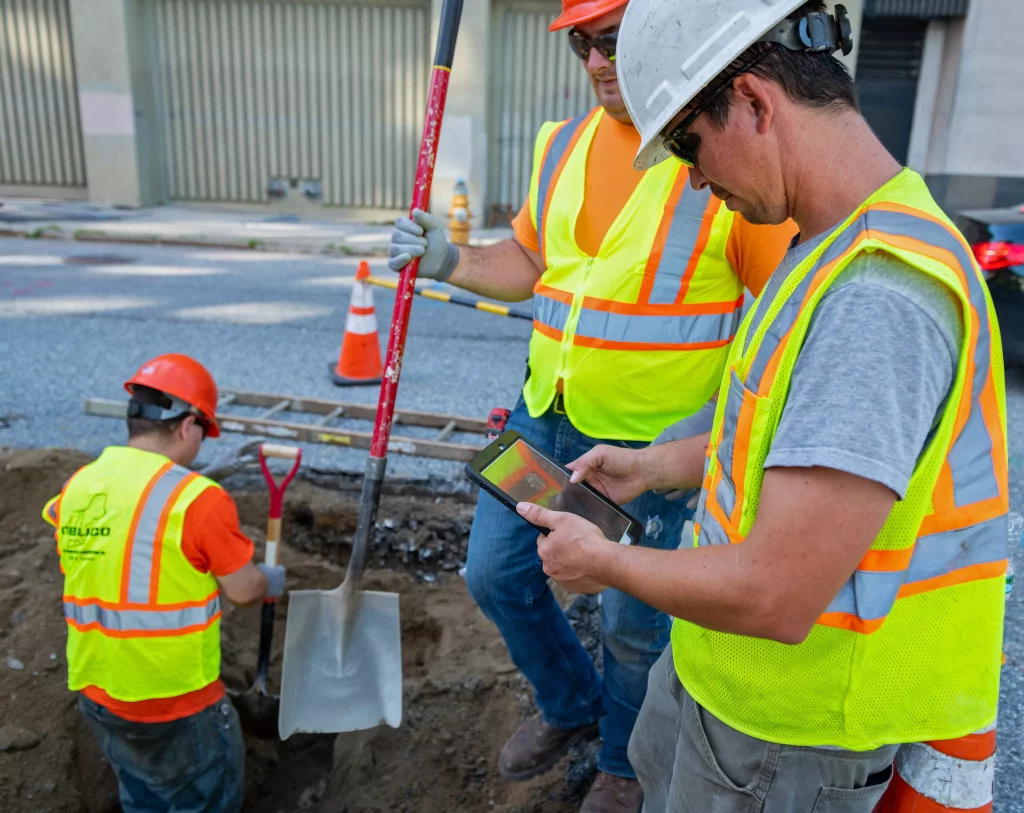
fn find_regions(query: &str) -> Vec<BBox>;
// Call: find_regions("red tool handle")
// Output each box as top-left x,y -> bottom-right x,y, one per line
344,0 -> 464,591
258,443 -> 303,519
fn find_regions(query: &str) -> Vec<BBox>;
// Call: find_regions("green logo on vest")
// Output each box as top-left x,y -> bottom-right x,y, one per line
60,493 -> 111,548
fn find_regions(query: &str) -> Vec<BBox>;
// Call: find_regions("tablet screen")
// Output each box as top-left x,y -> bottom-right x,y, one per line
480,438 -> 634,544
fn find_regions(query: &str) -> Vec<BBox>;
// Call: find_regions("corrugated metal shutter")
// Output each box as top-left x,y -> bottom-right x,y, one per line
487,0 -> 593,221
0,0 -> 86,188
153,0 -> 430,208
855,17 -> 927,165
865,0 -> 968,18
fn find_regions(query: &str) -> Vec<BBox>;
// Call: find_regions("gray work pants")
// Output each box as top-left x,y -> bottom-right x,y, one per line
628,648 -> 898,813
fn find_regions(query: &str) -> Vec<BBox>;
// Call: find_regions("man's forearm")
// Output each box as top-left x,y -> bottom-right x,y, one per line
447,239 -> 542,302
640,432 -> 711,492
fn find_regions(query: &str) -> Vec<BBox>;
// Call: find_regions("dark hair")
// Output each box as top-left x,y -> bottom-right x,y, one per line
126,385 -> 185,439
697,0 -> 857,128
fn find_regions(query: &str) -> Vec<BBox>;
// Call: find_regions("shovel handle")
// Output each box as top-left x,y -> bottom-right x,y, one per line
346,0 -> 463,590
258,444 -> 302,568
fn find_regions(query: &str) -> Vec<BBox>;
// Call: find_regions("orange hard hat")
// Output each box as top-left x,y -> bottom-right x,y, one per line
124,353 -> 221,437
549,0 -> 628,31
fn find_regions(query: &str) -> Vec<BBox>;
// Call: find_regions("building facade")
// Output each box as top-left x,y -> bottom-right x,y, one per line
0,0 -> 1019,221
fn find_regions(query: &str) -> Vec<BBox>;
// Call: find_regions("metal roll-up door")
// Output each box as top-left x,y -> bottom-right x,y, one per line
153,0 -> 430,209
0,0 -> 86,190
487,0 -> 593,223
855,17 -> 928,165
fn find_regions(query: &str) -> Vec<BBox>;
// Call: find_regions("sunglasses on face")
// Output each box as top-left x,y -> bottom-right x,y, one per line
568,27 -> 617,62
662,49 -> 774,167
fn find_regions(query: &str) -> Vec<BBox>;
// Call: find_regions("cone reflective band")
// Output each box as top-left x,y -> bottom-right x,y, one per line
331,262 -> 383,386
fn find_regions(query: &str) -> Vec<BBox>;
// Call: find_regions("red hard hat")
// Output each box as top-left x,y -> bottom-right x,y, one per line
549,0 -> 629,31
124,354 -> 221,437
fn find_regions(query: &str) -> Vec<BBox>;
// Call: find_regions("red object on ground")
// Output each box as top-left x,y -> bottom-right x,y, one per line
332,261 -> 383,386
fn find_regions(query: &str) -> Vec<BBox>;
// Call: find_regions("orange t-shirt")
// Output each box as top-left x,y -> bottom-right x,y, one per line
512,113 -> 795,297
50,485 -> 255,723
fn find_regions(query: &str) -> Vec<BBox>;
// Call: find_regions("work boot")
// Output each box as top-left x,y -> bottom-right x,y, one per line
497,715 -> 599,781
580,772 -> 643,813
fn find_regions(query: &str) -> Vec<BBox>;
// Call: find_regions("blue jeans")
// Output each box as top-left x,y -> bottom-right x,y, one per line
78,694 -> 244,813
466,397 -> 692,779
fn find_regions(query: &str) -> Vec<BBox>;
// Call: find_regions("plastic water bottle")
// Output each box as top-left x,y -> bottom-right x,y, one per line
1007,512 -> 1024,599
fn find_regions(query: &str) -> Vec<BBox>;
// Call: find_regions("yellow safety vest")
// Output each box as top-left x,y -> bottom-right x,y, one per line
674,169 -> 1008,749
44,446 -> 223,702
524,107 -> 744,441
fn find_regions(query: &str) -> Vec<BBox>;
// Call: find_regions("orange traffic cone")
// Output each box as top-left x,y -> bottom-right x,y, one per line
874,726 -> 996,813
330,261 -> 383,386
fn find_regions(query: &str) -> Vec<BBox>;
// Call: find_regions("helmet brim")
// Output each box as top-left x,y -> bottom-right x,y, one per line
548,0 -> 628,32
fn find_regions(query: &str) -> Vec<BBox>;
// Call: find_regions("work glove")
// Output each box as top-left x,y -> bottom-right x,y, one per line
388,208 -> 460,281
257,563 -> 287,598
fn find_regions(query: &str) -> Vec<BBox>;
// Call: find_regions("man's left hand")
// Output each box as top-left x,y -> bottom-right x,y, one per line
516,502 -> 614,594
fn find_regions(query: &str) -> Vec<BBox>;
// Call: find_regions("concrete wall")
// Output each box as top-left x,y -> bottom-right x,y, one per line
920,0 -> 1024,211
68,0 -> 163,207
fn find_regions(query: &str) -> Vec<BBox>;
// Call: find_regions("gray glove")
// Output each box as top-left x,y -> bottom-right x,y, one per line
257,563 -> 286,598
388,208 -> 460,281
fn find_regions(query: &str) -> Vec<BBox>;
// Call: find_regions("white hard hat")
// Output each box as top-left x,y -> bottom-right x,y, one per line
618,0 -> 853,170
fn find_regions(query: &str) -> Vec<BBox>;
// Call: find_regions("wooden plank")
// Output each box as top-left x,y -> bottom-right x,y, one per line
220,388 -> 489,433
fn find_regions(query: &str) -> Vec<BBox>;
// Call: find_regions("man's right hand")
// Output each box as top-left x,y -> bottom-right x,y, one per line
388,209 -> 460,281
567,445 -> 650,506
257,563 -> 287,598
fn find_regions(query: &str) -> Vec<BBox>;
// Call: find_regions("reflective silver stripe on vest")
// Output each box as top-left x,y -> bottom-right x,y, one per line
533,293 -> 572,333
649,184 -> 716,304
64,595 -> 221,633
743,208 -> 999,508
125,465 -> 193,604
824,515 -> 1008,620
574,307 -> 738,348
536,114 -> 588,258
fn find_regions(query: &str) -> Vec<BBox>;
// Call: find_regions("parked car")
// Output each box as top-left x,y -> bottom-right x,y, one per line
958,204 -> 1024,364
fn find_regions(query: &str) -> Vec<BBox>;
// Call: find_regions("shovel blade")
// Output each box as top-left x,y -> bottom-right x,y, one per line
278,587 -> 402,739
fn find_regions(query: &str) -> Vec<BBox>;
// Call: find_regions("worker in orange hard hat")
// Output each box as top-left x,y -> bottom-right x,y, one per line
388,0 -> 797,809
42,353 -> 285,813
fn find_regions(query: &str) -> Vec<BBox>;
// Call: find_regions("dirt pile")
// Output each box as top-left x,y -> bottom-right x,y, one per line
0,448 -> 600,813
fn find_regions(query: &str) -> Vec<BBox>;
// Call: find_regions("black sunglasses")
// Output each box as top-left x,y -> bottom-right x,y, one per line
662,49 -> 773,168
568,27 -> 617,62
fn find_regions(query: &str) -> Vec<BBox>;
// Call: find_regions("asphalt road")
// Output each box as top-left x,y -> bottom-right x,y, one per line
2,237 -> 1023,809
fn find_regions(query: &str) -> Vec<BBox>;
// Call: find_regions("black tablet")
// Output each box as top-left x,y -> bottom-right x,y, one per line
465,430 -> 643,545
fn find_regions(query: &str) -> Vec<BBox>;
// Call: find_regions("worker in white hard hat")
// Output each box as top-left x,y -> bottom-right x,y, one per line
515,1 -> 1010,811
387,0 -> 795,808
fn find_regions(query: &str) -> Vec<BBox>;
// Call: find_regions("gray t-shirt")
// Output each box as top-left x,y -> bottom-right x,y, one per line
747,230 -> 964,498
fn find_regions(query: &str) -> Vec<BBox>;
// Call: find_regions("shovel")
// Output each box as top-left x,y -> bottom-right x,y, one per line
229,442 -> 301,739
278,0 -> 465,740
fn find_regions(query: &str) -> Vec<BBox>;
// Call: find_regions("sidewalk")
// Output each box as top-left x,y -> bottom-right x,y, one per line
0,199 -> 514,255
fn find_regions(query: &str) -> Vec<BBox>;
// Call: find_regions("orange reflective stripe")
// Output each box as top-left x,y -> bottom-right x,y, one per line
539,110 -> 597,266
638,171 -> 688,304
533,283 -> 574,305
705,480 -> 742,544
118,461 -> 174,604
816,612 -> 886,634
572,335 -> 731,352
67,613 -> 222,639
919,497 -> 1009,536
675,196 -> 722,305
896,559 -> 1006,600
980,368 -> 1009,499
148,472 -> 200,606
533,321 -> 563,342
579,294 -> 744,316
64,589 -> 220,612
925,729 -> 997,762
858,547 -> 915,572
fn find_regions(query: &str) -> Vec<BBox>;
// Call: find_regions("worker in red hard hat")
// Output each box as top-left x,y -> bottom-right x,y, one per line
389,0 -> 797,810
42,354 -> 285,813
